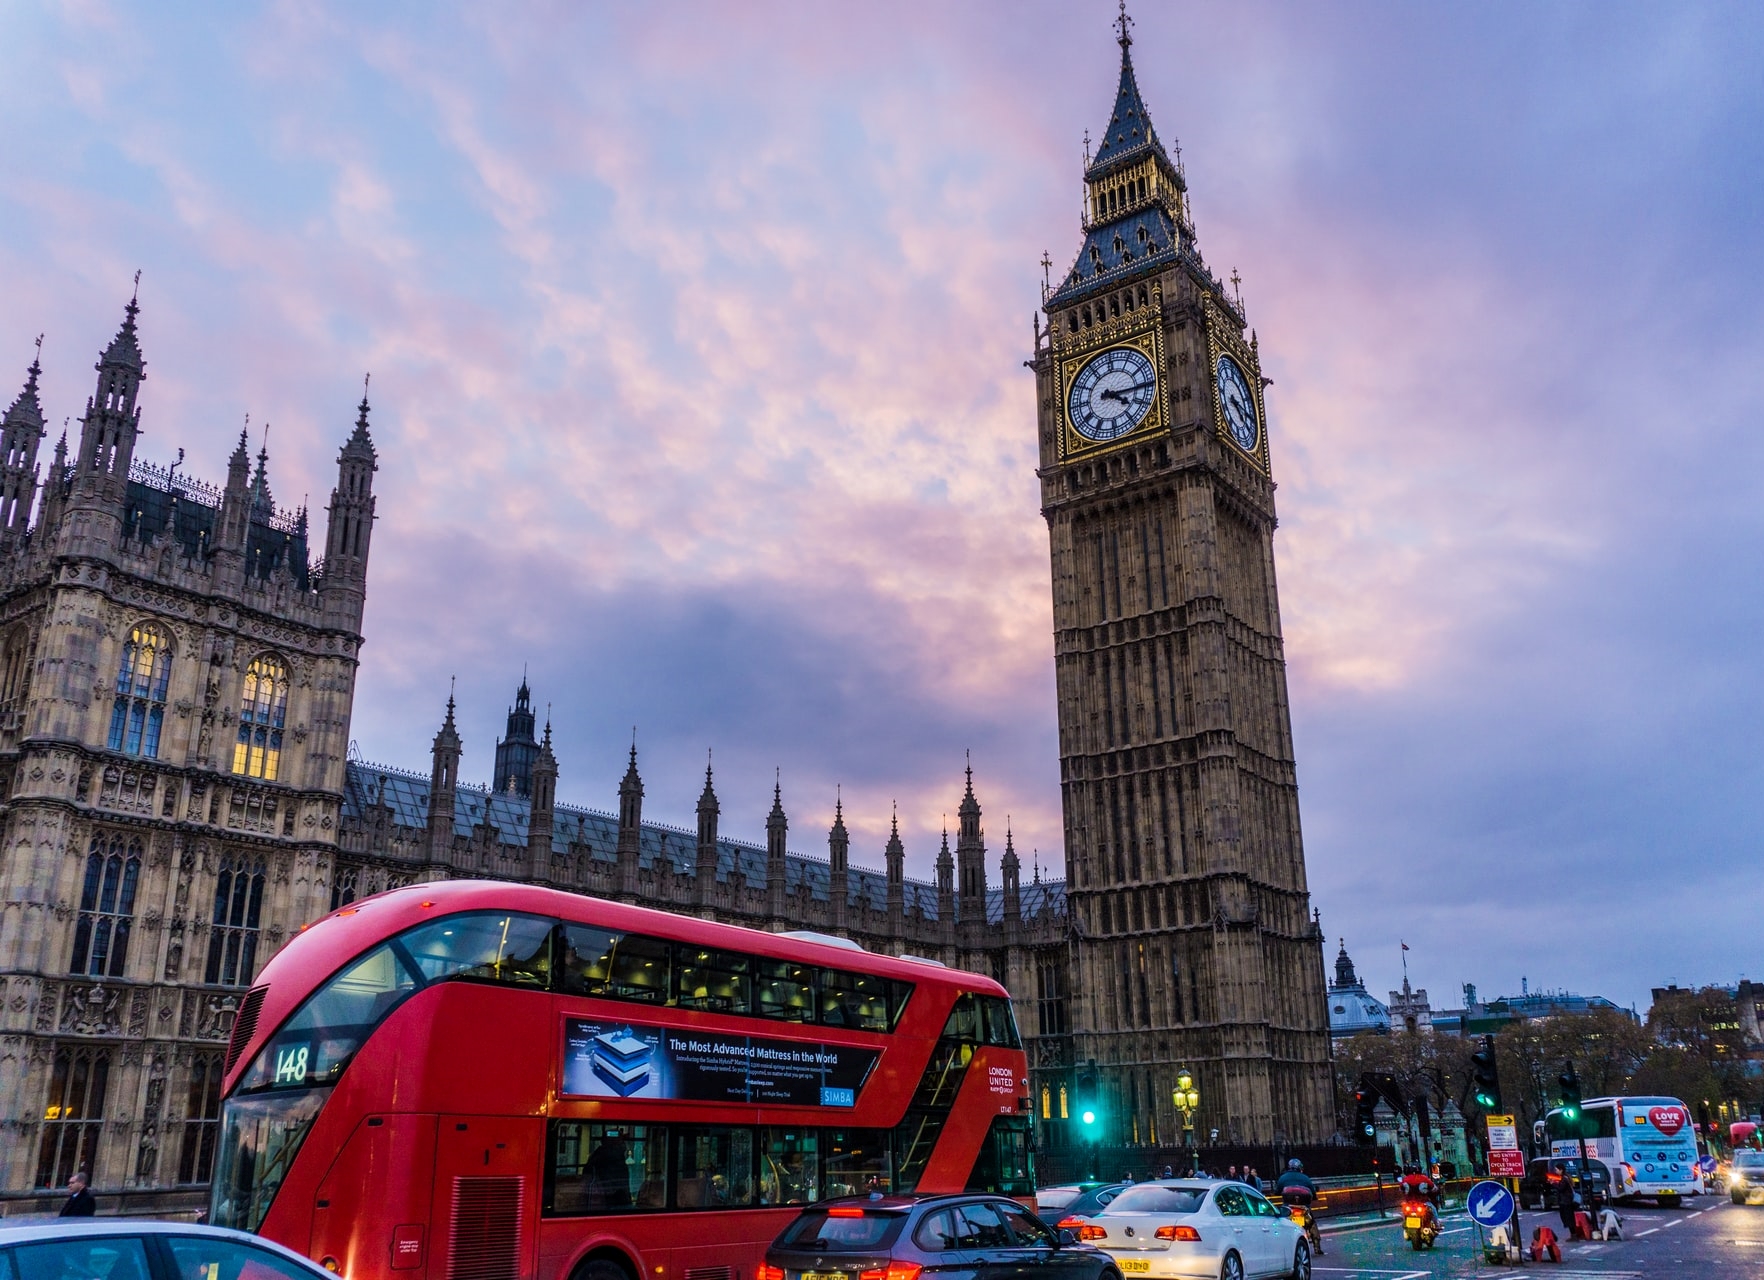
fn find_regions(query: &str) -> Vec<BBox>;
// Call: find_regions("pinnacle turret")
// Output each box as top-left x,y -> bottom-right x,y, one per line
1085,6 -> 1170,180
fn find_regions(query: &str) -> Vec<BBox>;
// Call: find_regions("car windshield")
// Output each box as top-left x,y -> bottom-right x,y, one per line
776,1208 -> 906,1251
1734,1152 -> 1764,1168
1036,1187 -> 1081,1210
1105,1185 -> 1208,1215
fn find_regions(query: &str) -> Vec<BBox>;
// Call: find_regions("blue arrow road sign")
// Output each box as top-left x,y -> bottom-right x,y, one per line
1467,1179 -> 1516,1227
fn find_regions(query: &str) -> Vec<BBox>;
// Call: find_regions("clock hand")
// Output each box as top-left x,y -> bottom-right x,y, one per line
1099,382 -> 1156,403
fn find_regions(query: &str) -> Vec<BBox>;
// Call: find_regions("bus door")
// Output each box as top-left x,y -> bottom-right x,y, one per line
433,1116 -> 543,1280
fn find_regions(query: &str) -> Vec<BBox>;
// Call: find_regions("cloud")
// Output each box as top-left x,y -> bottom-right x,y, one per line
1,1 -> 1761,1007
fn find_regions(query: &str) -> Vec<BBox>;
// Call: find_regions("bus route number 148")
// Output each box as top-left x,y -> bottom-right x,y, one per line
273,1043 -> 311,1087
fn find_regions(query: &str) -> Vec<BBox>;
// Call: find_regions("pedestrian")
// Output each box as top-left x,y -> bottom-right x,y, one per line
1227,1164 -> 1238,1183
1161,1165 -> 1175,1179
59,1171 -> 95,1217
1554,1173 -> 1577,1233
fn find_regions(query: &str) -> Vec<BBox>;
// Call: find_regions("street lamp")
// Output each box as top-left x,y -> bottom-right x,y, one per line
1173,1068 -> 1200,1176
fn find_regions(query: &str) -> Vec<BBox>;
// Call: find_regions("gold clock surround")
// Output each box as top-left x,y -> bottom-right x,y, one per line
1057,324 -> 1167,463
1203,299 -> 1270,473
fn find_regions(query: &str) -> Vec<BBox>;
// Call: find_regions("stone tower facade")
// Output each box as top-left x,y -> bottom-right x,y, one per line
1026,20 -> 1333,1143
0,295 -> 376,1209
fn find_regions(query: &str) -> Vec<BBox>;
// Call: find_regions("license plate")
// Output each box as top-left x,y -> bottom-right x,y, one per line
1119,1261 -> 1151,1274
1404,1216 -> 1421,1228
801,1273 -> 848,1280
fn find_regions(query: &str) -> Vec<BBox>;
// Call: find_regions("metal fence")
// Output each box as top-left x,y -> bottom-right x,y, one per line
1036,1142 -> 1396,1185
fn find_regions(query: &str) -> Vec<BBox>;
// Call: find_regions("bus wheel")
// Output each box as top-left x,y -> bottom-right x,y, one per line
571,1256 -> 635,1280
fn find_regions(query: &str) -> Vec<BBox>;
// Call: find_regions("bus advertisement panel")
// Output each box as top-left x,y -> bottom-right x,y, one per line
210,881 -> 1033,1280
560,1017 -> 881,1105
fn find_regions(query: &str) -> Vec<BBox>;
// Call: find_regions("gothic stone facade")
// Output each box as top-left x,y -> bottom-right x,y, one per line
1026,26 -> 1334,1143
0,300 -> 377,1209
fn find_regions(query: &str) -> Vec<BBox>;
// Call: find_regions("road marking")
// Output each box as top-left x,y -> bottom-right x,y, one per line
1635,1226 -> 1658,1235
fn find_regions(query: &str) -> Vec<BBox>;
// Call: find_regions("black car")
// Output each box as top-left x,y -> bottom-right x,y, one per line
1038,1183 -> 1129,1225
764,1193 -> 1121,1280
1518,1156 -> 1612,1209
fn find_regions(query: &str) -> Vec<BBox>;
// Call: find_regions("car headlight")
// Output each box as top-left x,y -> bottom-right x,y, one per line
1733,1172 -> 1747,1186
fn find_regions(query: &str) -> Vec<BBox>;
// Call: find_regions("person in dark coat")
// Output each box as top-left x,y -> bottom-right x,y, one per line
1554,1173 -> 1577,1232
59,1172 -> 95,1217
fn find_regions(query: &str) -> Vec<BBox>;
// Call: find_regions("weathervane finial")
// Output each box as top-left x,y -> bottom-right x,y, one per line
1115,0 -> 1133,49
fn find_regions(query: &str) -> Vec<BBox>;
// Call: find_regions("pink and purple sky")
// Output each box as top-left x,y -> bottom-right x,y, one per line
3,2 -> 1761,1011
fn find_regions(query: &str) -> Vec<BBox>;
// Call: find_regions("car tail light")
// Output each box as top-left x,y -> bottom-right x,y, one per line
828,1207 -> 866,1218
1078,1224 -> 1108,1241
756,1268 -> 784,1280
1155,1225 -> 1200,1241
858,1266 -> 921,1280
1056,1216 -> 1086,1230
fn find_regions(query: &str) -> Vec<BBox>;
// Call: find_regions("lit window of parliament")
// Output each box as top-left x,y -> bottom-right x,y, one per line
0,20 -> 1330,1211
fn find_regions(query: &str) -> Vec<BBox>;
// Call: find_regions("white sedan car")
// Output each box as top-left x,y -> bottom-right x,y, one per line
1076,1180 -> 1310,1280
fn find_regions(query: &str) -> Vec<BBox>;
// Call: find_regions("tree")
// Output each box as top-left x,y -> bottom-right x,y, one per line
1646,985 -> 1761,1112
1494,1009 -> 1651,1139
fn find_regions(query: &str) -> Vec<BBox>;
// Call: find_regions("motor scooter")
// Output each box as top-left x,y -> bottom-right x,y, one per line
1401,1197 -> 1440,1250
1278,1190 -> 1323,1256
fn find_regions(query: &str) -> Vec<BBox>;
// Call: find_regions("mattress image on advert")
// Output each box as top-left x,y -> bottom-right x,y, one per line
561,1018 -> 880,1106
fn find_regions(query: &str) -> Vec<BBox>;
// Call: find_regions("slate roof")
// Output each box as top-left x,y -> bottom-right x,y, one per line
1086,43 -> 1167,178
1048,206 -> 1184,309
343,760 -> 1066,927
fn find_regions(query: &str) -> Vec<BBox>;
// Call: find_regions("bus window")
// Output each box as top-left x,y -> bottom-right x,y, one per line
674,1128 -> 755,1209
545,1122 -> 667,1215
940,993 -> 983,1043
759,1128 -> 818,1205
979,996 -> 1022,1048
818,969 -> 890,1032
756,958 -> 815,1022
560,926 -> 670,1003
676,947 -> 752,1014
823,1129 -> 892,1197
399,912 -> 552,988
888,980 -> 914,1029
237,943 -> 418,1092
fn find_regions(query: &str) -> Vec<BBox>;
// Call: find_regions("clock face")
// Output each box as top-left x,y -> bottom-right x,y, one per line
1216,354 -> 1259,452
1068,347 -> 1157,443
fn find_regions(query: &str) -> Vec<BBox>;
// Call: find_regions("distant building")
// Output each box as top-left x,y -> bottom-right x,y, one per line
1650,980 -> 1764,1077
1327,940 -> 1390,1043
1389,974 -> 1433,1037
1437,980 -> 1636,1037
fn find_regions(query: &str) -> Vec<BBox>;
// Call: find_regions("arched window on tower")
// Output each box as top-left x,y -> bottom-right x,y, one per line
232,656 -> 287,781
69,834 -> 141,977
107,624 -> 171,757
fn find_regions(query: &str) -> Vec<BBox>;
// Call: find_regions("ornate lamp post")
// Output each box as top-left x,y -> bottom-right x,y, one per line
1173,1069 -> 1200,1175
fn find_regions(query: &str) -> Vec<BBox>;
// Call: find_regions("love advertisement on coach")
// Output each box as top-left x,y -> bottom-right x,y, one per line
560,1018 -> 880,1107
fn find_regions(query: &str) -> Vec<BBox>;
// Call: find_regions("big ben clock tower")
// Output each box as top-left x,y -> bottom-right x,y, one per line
1029,10 -> 1334,1145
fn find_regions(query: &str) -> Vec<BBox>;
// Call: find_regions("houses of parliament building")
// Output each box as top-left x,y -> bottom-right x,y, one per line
0,19 -> 1331,1211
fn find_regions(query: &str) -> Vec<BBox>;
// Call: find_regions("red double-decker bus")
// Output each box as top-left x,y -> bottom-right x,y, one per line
210,880 -> 1033,1280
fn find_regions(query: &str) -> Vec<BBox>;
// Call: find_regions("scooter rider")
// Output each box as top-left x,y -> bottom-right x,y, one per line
1275,1159 -> 1323,1255
1398,1166 -> 1443,1231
